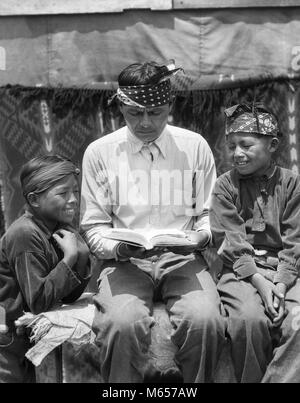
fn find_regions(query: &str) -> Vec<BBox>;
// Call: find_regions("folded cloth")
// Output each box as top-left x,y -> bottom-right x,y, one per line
15,293 -> 96,366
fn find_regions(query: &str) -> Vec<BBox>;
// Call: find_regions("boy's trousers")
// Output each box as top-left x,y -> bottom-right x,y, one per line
92,254 -> 226,383
218,268 -> 300,383
0,330 -> 36,383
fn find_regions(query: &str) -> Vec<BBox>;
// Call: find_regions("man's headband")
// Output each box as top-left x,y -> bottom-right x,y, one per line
22,160 -> 80,198
112,61 -> 183,109
224,103 -> 279,137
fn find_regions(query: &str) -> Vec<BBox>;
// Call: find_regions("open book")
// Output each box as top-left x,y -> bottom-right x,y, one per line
103,228 -> 198,250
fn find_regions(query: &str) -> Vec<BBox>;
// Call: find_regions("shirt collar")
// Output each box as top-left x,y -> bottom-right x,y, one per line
126,126 -> 168,159
24,209 -> 54,240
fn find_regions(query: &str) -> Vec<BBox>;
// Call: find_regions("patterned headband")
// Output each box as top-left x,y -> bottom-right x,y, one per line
111,61 -> 183,108
224,103 -> 279,137
117,80 -> 172,108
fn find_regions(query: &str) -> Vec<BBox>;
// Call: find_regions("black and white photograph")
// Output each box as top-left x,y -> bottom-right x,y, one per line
1,0 -> 300,387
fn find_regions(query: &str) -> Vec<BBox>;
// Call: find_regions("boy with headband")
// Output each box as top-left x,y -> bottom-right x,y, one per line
80,61 -> 226,383
210,103 -> 300,382
0,155 -> 91,383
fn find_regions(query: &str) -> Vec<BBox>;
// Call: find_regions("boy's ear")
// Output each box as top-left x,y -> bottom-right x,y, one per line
269,137 -> 279,152
26,192 -> 40,208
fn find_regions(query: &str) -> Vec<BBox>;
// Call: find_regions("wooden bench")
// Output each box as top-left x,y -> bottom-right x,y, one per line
36,301 -> 236,383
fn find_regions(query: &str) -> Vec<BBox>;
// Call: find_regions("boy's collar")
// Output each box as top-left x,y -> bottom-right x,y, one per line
25,209 -> 56,239
236,162 -> 277,181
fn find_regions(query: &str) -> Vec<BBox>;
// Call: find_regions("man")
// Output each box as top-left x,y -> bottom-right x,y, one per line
80,61 -> 226,383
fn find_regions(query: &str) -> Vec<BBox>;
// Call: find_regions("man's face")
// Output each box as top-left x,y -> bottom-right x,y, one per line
120,104 -> 171,142
226,132 -> 278,176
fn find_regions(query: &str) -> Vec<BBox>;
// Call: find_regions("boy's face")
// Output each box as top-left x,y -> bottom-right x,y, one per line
226,132 -> 278,176
120,103 -> 171,143
34,174 -> 79,229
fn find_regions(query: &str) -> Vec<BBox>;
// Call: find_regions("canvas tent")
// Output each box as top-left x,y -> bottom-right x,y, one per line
1,0 -> 300,231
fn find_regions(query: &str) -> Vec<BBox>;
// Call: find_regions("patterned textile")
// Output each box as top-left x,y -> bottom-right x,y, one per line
224,104 -> 279,137
114,62 -> 183,108
0,89 -> 99,228
117,81 -> 171,108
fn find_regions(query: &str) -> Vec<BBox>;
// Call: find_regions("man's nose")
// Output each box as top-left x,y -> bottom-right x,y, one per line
140,110 -> 151,127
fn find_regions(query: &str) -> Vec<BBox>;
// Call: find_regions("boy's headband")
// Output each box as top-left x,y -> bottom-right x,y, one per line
111,61 -> 183,108
224,103 -> 279,137
22,160 -> 80,198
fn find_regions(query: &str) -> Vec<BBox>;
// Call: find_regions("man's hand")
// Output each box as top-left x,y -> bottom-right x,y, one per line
250,273 -> 285,323
116,243 -> 146,259
167,230 -> 210,255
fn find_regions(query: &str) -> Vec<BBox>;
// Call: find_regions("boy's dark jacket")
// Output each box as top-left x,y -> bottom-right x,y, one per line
0,210 -> 91,329
210,165 -> 300,290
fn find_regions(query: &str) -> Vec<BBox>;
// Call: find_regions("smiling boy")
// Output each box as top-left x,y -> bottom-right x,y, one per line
0,155 -> 91,383
209,103 -> 300,382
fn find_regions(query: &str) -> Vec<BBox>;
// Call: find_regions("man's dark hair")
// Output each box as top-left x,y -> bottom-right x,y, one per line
118,62 -> 168,87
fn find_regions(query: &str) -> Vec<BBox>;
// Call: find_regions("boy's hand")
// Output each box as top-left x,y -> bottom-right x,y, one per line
53,229 -> 78,267
250,273 -> 285,322
59,225 -> 90,258
167,230 -> 209,255
116,243 -> 146,259
273,282 -> 287,327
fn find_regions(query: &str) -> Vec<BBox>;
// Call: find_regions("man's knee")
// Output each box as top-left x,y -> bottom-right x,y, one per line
179,297 -> 225,333
93,295 -> 153,339
228,304 -> 269,337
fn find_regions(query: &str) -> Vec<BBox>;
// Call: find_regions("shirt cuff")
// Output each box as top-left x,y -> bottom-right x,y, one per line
94,238 -> 120,260
233,255 -> 258,279
115,242 -> 130,261
73,256 -> 92,282
273,263 -> 298,289
195,229 -> 212,250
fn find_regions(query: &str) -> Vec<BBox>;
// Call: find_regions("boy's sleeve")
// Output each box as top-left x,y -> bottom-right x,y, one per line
13,235 -> 90,314
209,175 -> 257,279
274,188 -> 300,289
61,256 -> 92,304
80,145 -> 120,260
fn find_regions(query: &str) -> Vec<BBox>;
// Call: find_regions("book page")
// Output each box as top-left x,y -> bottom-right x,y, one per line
103,228 -> 197,249
103,228 -> 151,249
